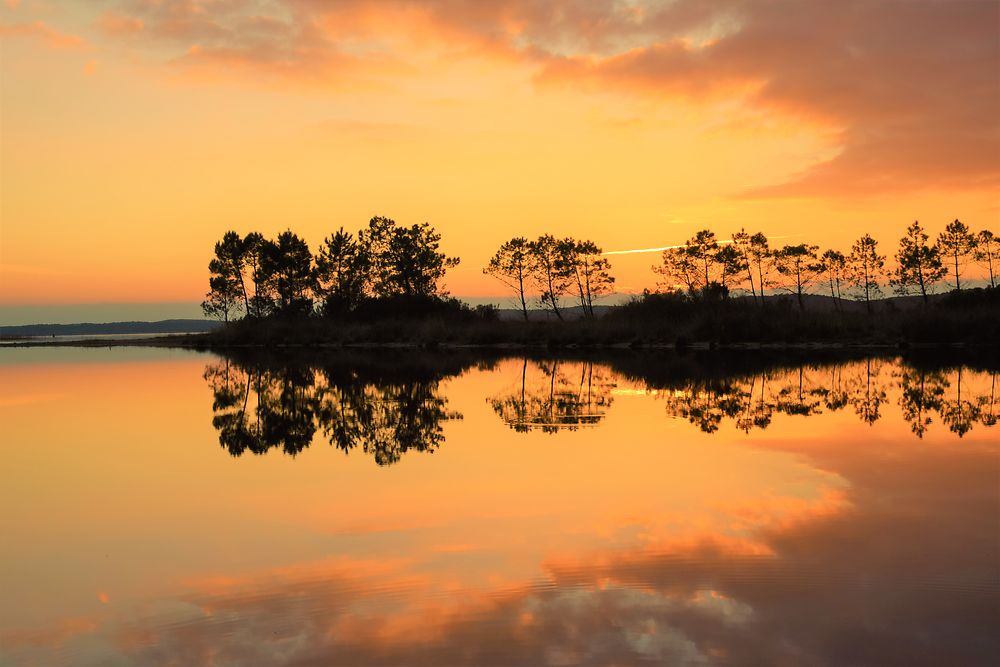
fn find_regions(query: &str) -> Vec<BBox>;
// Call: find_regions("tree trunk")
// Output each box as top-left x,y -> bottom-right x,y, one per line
584,265 -> 594,318
796,265 -> 805,311
745,261 -> 757,303
757,263 -> 765,306
864,262 -> 872,314
917,256 -> 927,304
574,265 -> 587,316
547,264 -> 563,321
517,268 -> 528,321
235,267 -> 250,319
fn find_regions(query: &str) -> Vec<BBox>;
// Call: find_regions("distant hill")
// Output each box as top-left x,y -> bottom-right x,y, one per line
0,319 -> 221,338
496,305 -> 616,321
495,292 -> 940,320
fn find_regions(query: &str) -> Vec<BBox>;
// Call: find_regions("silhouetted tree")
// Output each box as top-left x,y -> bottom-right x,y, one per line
819,249 -> 847,310
206,231 -> 252,316
731,229 -> 760,301
566,239 -> 614,317
655,245 -> 699,294
202,275 -> 242,322
654,230 -> 733,299
847,234 -> 885,314
688,230 -> 720,289
259,230 -> 315,316
974,229 -> 998,288
890,221 -> 946,303
393,222 -> 460,296
746,232 -> 773,305
937,219 -> 976,291
713,245 -> 744,294
243,232 -> 268,318
529,234 -> 573,319
774,243 -> 821,310
359,216 -> 459,298
485,237 -> 534,320
315,228 -> 370,314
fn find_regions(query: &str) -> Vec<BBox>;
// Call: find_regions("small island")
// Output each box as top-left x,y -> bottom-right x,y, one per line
194,217 -> 998,349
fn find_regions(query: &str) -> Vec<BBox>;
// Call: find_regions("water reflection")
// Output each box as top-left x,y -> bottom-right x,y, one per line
488,359 -> 616,432
2,349 -> 999,666
644,356 -> 996,437
205,353 -> 997,469
204,352 -> 475,465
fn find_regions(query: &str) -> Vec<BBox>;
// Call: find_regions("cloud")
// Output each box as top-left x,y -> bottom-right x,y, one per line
93,0 -> 1000,196
98,0 -> 408,89
12,421 -> 997,666
532,0 -> 1000,197
0,20 -> 84,49
97,11 -> 144,36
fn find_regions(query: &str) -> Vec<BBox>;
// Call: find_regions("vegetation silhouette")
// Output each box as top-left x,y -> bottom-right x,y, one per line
603,352 -> 997,438
488,359 -> 616,432
204,352 -> 997,464
196,217 -> 997,348
203,351 -> 487,465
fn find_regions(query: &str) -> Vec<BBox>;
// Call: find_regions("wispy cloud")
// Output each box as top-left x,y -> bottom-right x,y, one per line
0,20 -> 84,49
602,235 -> 798,255
24,0 -> 1000,199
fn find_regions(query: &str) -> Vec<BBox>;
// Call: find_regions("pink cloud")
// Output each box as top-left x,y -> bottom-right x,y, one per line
0,20 -> 84,49
94,0 -> 1000,196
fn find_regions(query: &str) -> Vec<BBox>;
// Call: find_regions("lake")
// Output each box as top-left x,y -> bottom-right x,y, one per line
1,347 -> 997,666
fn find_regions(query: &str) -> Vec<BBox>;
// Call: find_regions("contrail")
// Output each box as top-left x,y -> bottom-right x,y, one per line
601,234 -> 798,256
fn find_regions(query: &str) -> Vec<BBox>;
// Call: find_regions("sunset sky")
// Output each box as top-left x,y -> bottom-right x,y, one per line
1,0 -> 998,308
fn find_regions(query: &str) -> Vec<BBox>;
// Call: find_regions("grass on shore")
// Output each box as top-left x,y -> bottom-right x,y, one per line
197,287 -> 1000,349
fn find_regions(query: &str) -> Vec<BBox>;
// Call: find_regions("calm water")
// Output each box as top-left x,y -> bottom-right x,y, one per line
1,348 -> 998,666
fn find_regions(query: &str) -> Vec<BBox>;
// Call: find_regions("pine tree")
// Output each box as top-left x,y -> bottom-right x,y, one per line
890,221 -> 946,303
847,234 -> 885,314
937,219 -> 977,291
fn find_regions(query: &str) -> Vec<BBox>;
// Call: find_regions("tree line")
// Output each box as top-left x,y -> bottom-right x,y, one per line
651,220 -> 996,312
484,236 -> 614,320
203,216 -> 459,321
205,217 -> 996,322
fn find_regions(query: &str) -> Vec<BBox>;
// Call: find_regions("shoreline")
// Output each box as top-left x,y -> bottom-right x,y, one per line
1,334 -> 987,351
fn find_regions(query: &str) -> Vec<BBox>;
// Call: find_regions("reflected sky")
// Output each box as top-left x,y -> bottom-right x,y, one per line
0,349 -> 997,666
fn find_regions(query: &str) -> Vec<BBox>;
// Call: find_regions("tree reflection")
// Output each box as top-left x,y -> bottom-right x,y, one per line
938,366 -> 980,437
204,352 -> 470,465
897,367 -> 947,437
640,356 -> 997,438
206,353 -> 999,454
846,357 -> 888,425
314,373 -> 460,466
488,359 -> 615,433
979,372 -> 997,427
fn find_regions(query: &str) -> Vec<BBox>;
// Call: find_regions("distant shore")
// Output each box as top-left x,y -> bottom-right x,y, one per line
3,288 -> 997,351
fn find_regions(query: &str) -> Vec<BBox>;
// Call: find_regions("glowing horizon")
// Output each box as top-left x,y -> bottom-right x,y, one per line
1,0 -> 997,305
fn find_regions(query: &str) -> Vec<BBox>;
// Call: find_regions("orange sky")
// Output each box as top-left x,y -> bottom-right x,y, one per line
1,0 -> 998,304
